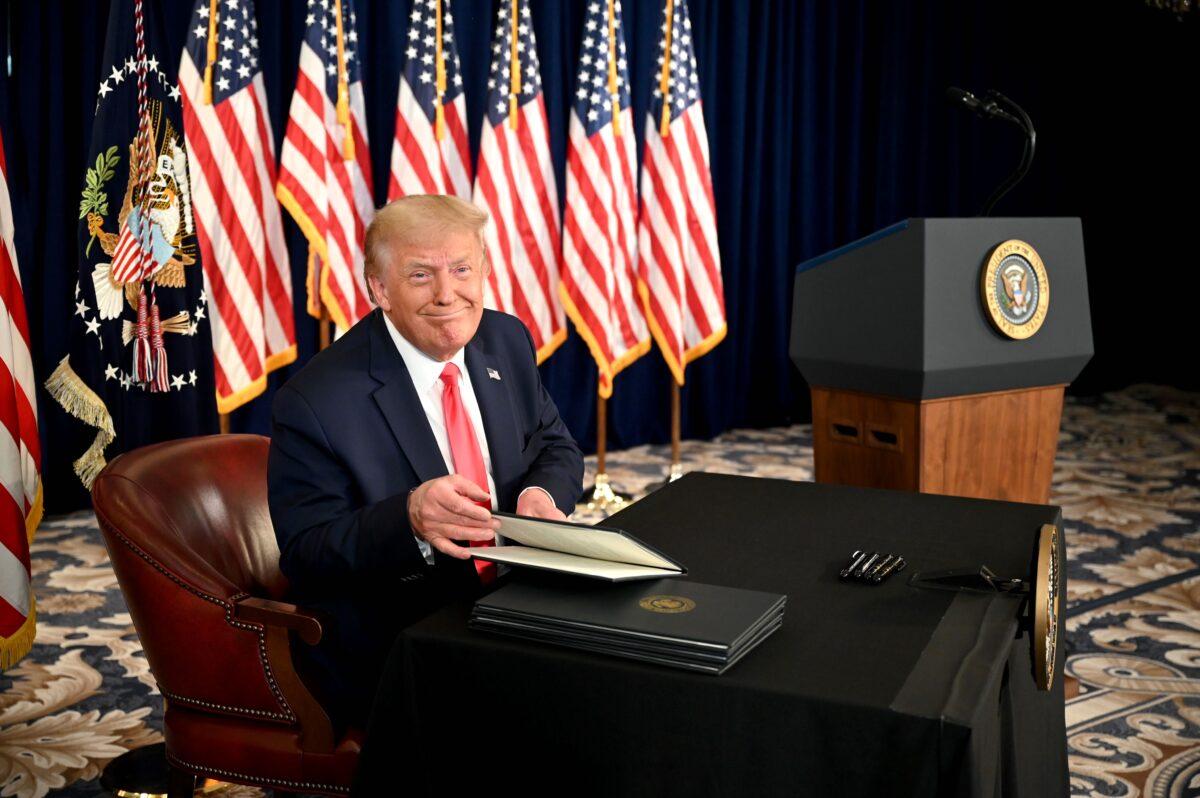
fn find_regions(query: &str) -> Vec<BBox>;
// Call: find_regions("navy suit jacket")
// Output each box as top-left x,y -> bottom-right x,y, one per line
268,307 -> 583,722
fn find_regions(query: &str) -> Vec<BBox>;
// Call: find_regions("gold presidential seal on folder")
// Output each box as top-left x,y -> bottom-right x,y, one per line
981,239 -> 1049,339
639,595 -> 696,614
1033,524 -> 1062,691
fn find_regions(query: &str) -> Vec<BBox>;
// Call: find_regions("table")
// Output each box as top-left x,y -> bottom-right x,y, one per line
353,473 -> 1066,797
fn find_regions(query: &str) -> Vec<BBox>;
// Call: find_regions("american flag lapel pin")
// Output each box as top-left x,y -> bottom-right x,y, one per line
487,368 -> 502,381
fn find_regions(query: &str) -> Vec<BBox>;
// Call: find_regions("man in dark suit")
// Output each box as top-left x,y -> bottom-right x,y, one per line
268,195 -> 584,727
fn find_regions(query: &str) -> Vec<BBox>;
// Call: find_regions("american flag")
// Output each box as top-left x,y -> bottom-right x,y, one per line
276,0 -> 374,333
473,0 -> 565,364
560,0 -> 649,398
180,0 -> 296,414
389,0 -> 471,200
637,0 -> 725,384
0,126 -> 42,668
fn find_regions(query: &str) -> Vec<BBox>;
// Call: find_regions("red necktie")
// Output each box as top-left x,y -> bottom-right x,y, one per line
439,363 -> 496,584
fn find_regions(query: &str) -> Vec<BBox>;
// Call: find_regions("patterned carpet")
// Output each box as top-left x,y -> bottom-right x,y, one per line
1,384 -> 1197,797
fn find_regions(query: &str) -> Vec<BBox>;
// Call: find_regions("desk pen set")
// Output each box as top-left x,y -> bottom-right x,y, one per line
838,550 -> 906,584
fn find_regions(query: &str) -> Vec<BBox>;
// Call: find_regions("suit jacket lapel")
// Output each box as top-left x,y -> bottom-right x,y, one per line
465,339 -> 522,502
368,311 -> 448,485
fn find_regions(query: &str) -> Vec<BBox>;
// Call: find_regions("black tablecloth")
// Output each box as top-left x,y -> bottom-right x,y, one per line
353,474 -> 1066,797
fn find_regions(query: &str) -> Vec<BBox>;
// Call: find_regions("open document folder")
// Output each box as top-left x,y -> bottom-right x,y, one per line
468,512 -> 687,581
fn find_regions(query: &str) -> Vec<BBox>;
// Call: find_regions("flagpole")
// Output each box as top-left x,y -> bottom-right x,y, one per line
649,0 -> 683,492
333,0 -> 354,160
578,390 -> 632,512
669,381 -> 682,480
319,307 -> 331,351
219,413 -> 230,435
645,381 -> 684,493
433,0 -> 446,139
509,0 -> 520,129
606,0 -> 621,134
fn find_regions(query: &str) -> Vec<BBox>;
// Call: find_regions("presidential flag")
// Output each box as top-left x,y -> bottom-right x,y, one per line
276,0 -> 374,333
1,125 -> 41,669
45,0 -> 218,488
389,0 -> 472,200
473,0 -> 565,364
180,0 -> 297,414
637,0 -> 725,384
560,0 -> 649,398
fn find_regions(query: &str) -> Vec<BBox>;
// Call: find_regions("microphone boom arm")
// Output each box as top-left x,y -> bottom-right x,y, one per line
978,90 -> 1036,216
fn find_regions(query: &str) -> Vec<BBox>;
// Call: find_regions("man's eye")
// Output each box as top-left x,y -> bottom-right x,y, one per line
410,272 -> 430,282
454,265 -> 471,276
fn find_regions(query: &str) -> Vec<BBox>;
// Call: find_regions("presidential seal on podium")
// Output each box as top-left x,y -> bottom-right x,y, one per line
981,239 -> 1050,340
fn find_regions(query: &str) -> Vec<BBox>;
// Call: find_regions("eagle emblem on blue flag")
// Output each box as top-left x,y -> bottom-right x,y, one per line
45,0 -> 217,488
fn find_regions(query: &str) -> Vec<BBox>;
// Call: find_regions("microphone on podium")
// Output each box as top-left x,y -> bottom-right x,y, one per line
946,86 -> 1037,216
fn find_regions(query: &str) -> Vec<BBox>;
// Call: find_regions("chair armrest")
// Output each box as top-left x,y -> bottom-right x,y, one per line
233,596 -> 324,646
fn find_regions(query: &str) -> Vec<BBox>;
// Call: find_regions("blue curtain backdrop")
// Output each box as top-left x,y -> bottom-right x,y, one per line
2,0 -> 1197,513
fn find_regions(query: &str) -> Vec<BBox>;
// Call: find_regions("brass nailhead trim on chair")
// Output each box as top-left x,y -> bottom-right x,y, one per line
160,689 -> 291,720
166,752 -> 350,795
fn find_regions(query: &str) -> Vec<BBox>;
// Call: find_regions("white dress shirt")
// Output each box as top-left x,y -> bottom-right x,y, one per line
382,313 -> 550,564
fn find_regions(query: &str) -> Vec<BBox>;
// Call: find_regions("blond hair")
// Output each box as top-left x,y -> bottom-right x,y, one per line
363,194 -> 489,302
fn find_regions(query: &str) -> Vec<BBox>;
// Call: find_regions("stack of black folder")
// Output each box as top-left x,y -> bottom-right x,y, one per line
470,578 -> 786,675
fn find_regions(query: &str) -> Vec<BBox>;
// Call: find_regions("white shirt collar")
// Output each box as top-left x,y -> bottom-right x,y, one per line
381,311 -> 467,391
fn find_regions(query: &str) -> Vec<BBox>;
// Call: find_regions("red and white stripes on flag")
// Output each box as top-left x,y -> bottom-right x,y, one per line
473,0 -> 565,364
389,0 -> 471,200
181,0 -> 296,413
560,0 -> 649,398
0,127 -> 43,669
637,0 -> 725,385
277,0 -> 375,333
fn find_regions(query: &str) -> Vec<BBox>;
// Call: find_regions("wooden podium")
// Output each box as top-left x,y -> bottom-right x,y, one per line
790,218 -> 1093,505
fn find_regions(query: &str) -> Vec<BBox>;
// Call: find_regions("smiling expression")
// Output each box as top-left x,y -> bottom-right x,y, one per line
368,226 -> 489,362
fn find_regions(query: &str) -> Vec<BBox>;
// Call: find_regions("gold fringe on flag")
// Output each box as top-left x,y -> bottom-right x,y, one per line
1,482 -> 42,669
44,356 -> 116,489
0,597 -> 36,671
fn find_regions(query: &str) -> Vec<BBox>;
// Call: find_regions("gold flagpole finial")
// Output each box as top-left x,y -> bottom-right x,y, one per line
435,0 -> 447,140
202,0 -> 220,105
658,0 -> 675,137
509,0 -> 521,130
606,0 -> 622,136
334,0 -> 355,160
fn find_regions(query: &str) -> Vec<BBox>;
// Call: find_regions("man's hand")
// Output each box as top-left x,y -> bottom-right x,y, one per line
517,487 -> 567,521
408,475 -> 499,560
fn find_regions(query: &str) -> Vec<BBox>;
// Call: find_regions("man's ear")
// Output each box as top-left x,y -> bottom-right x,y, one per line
368,272 -> 390,311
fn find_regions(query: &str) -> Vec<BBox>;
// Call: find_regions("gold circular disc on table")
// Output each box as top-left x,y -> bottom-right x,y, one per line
639,595 -> 696,614
980,239 -> 1050,340
1032,523 -> 1062,691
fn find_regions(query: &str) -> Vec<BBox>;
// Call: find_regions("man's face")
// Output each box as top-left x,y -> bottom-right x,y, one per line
368,226 -> 488,362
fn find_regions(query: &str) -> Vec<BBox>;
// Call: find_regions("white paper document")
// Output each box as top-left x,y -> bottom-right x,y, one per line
468,513 -> 685,581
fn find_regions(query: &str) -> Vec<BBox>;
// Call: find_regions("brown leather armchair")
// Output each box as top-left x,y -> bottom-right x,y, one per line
92,434 -> 361,797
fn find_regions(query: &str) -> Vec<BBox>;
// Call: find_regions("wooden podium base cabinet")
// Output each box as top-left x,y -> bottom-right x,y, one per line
811,384 -> 1065,505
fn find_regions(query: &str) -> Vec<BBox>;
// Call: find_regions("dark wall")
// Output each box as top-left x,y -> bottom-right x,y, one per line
1,0 -> 1196,513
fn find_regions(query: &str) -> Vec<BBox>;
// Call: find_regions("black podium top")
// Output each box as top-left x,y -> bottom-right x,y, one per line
790,217 -> 1093,399
354,474 -> 1067,798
